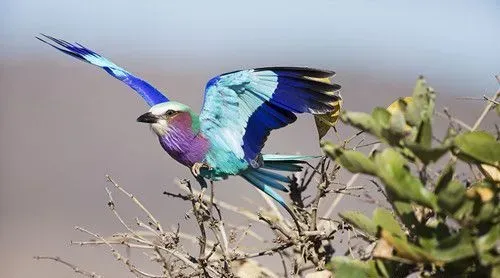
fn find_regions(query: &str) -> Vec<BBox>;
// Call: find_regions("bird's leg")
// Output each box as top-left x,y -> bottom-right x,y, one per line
191,162 -> 210,189
191,162 -> 211,177
194,174 -> 208,189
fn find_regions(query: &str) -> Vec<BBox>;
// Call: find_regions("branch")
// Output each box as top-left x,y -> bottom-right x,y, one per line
34,256 -> 102,278
175,179 -> 261,222
471,89 -> 499,131
106,175 -> 164,234
75,226 -> 165,278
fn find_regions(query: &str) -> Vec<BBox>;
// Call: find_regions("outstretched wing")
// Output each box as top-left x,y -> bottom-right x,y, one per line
37,34 -> 169,106
199,67 -> 341,168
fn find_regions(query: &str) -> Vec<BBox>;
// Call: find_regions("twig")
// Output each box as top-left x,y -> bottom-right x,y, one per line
34,256 -> 102,278
354,141 -> 381,149
106,175 -> 164,234
483,95 -> 500,105
278,251 -> 290,278
436,110 -> 472,131
175,180 -> 260,222
184,180 -> 208,260
310,157 -> 330,231
343,130 -> 365,147
217,221 -> 230,258
259,213 -> 292,240
257,190 -> 286,225
232,242 -> 295,260
105,187 -> 147,242
471,89 -> 499,131
75,226 -> 164,278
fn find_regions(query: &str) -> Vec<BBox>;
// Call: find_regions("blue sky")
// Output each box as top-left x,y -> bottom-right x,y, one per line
1,0 -> 499,93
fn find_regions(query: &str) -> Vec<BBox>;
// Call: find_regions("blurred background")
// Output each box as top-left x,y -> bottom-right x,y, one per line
1,0 -> 498,277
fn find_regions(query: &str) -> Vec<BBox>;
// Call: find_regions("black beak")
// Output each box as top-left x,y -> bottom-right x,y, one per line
137,112 -> 159,123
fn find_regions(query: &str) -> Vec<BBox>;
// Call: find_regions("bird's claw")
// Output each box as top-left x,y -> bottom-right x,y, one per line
191,162 -> 210,177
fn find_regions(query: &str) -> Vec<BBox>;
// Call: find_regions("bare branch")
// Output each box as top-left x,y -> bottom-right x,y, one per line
106,175 -> 164,234
34,256 -> 102,278
471,89 -> 499,131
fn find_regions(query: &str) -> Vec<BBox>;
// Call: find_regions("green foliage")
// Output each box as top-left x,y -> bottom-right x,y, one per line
323,77 -> 500,277
327,257 -> 379,278
453,131 -> 500,166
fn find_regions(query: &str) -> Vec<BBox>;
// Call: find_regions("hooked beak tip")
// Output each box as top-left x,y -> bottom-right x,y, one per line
137,112 -> 159,123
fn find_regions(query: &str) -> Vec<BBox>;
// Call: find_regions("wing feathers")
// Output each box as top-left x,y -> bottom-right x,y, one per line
255,67 -> 335,78
38,34 -> 169,106
201,67 -> 341,169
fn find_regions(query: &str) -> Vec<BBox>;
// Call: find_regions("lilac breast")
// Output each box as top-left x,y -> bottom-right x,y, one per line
158,128 -> 209,167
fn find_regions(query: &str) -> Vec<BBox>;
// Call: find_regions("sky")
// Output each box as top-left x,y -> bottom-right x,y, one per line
1,0 -> 499,93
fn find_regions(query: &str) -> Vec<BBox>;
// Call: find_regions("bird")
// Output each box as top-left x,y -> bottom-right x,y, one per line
37,34 -> 342,215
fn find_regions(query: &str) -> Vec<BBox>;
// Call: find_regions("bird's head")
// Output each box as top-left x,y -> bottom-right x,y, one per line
137,101 -> 199,136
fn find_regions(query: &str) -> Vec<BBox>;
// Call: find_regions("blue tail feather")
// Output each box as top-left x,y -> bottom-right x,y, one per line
253,168 -> 290,184
241,172 -> 287,207
246,172 -> 288,193
262,162 -> 303,172
241,155 -> 319,208
262,154 -> 320,161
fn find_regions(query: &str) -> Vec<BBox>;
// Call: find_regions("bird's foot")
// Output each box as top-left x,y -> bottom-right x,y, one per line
191,162 -> 210,177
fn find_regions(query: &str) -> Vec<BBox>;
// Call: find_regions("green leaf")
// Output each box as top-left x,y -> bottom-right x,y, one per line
374,148 -> 438,209
374,260 -> 391,278
416,219 -> 451,251
429,231 -> 475,263
322,143 -> 377,175
405,76 -> 436,127
341,111 -> 381,137
337,150 -> 378,175
321,141 -> 337,156
452,199 -> 475,222
437,180 -> 466,214
372,107 -> 392,129
339,211 -> 377,238
454,131 -> 500,167
435,162 -> 456,194
415,118 -> 432,148
380,229 -> 436,263
492,264 -> 500,278
476,223 -> 500,255
404,143 -> 449,164
392,200 -> 419,229
475,201 -> 496,223
382,228 -> 472,264
373,208 -> 406,239
330,257 -> 379,278
388,109 -> 407,135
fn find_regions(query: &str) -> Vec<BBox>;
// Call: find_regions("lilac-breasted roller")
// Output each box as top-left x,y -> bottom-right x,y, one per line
38,35 -> 342,211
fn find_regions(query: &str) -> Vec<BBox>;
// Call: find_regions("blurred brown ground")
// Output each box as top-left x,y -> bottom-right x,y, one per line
0,58 -> 497,277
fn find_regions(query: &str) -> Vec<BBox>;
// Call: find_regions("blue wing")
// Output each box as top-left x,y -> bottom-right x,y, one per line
37,34 -> 169,106
200,67 -> 341,170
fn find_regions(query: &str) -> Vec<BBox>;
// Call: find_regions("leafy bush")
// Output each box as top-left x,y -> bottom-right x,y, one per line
323,77 -> 500,277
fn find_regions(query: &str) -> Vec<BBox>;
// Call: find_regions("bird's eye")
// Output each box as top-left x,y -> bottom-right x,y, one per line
165,110 -> 176,116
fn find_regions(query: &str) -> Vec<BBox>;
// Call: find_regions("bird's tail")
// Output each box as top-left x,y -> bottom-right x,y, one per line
241,154 -> 319,207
